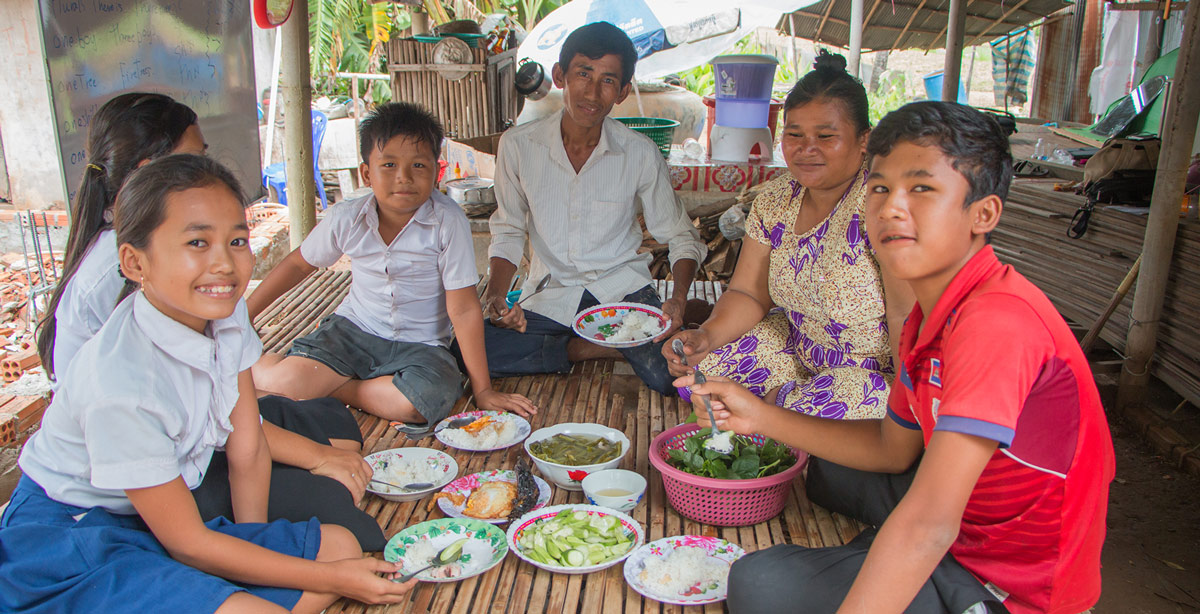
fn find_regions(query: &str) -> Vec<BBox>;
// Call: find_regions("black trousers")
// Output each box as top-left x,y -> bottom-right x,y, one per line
191,396 -> 386,551
726,458 -> 1008,614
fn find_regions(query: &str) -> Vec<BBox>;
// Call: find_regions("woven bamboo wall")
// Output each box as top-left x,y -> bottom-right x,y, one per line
385,39 -> 520,139
993,179 -> 1200,405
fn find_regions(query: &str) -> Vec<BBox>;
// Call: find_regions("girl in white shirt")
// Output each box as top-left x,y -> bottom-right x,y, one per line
33,92 -> 386,550
2,155 -> 415,613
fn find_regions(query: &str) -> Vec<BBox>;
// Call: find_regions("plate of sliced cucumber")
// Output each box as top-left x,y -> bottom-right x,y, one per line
505,504 -> 644,574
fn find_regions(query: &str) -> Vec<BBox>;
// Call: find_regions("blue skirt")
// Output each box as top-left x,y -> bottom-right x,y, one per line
0,476 -> 321,614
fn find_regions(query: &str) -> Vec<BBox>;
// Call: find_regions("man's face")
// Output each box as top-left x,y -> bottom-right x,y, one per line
552,53 -> 631,130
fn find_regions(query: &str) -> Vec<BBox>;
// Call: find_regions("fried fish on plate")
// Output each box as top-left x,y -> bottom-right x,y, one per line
428,481 -> 517,519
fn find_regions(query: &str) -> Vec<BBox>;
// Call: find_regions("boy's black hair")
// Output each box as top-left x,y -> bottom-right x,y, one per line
558,21 -> 638,86
358,102 -> 443,162
868,101 -> 1013,206
784,49 -> 871,135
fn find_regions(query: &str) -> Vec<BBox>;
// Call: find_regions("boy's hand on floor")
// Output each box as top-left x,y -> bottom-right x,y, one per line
475,388 -> 538,417
329,558 -> 418,604
311,447 -> 373,504
675,373 -> 764,435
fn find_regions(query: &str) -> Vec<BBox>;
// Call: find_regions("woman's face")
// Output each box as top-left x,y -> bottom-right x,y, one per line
779,99 -> 868,192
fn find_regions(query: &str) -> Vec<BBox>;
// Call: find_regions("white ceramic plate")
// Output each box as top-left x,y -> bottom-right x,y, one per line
436,469 -> 552,523
364,448 -> 458,502
383,518 -> 508,582
434,410 -> 532,452
506,504 -> 644,575
572,303 -> 670,348
623,535 -> 746,606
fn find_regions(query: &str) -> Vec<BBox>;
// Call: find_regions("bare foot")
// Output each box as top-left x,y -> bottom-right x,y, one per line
567,338 -> 622,361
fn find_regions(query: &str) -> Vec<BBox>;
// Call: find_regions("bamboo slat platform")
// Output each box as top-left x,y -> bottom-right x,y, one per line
251,271 -> 861,613
993,179 -> 1200,405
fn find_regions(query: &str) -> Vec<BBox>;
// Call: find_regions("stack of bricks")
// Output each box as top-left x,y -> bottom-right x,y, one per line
2,348 -> 40,382
0,394 -> 48,447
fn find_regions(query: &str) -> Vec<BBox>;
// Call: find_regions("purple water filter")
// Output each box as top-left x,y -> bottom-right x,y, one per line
711,54 -> 779,101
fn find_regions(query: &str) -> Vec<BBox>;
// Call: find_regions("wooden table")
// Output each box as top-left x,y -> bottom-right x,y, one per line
253,271 -> 863,613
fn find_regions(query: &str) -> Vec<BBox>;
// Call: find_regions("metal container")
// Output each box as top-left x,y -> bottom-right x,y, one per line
515,59 -> 551,101
445,177 -> 496,205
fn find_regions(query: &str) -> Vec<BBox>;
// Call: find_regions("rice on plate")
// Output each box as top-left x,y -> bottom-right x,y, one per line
373,457 -> 445,493
440,418 -> 518,449
607,310 -> 662,343
638,546 -> 729,598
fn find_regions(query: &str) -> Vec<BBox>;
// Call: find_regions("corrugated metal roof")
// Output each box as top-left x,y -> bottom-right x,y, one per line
778,0 -> 1070,51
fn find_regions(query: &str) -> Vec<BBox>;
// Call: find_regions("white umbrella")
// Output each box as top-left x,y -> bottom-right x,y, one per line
517,0 -> 819,81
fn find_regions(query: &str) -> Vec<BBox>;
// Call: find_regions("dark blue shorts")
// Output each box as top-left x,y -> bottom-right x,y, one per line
0,476 -> 321,614
289,314 -> 464,423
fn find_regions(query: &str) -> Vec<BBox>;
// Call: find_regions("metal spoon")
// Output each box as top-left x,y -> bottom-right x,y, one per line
370,478 -> 435,491
692,370 -> 734,454
396,537 -> 469,582
670,338 -> 689,367
516,274 -> 551,305
404,415 -> 475,441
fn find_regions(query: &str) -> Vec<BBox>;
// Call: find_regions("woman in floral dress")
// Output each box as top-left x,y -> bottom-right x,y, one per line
665,51 -> 912,419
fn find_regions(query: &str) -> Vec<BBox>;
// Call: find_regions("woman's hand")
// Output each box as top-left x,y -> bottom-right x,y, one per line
662,328 -> 713,377
675,373 -> 769,435
475,388 -> 538,418
310,447 -> 372,504
328,558 -> 419,604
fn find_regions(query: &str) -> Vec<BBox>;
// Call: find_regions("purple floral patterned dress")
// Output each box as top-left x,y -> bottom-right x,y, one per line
697,171 -> 892,419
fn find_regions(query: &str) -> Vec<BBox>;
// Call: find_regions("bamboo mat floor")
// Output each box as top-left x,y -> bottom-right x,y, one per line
252,270 -> 863,613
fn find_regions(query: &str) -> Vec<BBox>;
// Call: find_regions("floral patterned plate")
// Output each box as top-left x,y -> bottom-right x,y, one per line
383,518 -> 508,583
622,535 -> 746,605
363,448 -> 458,503
572,303 -> 670,349
436,469 -> 552,523
434,410 -> 532,452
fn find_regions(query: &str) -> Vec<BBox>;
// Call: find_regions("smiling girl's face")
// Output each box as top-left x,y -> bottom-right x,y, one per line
120,183 -> 252,333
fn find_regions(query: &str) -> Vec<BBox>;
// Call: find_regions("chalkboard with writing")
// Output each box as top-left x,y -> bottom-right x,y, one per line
39,0 -> 259,204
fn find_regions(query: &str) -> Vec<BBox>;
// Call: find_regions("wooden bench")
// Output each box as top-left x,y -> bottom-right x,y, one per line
252,271 -> 861,614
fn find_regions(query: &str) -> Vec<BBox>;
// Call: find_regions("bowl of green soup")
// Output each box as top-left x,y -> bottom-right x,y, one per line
525,423 -> 630,491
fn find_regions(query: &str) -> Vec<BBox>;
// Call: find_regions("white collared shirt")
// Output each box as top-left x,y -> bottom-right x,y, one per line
51,229 -> 125,386
299,190 -> 478,346
488,111 -> 706,326
19,293 -> 261,514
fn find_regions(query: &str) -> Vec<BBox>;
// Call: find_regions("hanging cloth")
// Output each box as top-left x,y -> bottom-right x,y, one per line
990,28 -> 1035,106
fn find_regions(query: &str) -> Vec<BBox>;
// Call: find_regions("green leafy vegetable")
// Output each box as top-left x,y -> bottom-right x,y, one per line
666,428 -> 796,479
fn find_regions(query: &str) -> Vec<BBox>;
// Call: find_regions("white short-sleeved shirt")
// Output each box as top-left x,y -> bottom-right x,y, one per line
50,229 -> 125,385
19,292 -> 262,515
299,190 -> 478,347
488,111 -> 706,326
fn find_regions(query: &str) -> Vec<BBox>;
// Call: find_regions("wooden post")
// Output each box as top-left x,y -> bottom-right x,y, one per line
1118,1 -> 1200,408
849,0 -> 865,77
282,0 -> 315,247
942,0 -> 967,103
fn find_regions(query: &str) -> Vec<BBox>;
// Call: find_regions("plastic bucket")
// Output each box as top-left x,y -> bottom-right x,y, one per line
922,71 -> 969,104
704,95 -> 782,155
715,98 -> 770,129
711,54 -> 778,101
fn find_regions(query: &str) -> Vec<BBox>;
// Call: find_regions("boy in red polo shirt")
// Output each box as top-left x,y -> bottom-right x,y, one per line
683,101 -> 1114,614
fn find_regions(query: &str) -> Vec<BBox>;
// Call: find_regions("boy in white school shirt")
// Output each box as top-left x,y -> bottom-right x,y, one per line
484,21 -> 706,395
249,103 -> 535,429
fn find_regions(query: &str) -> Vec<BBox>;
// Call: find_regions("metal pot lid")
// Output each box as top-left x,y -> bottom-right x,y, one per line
445,177 -> 494,189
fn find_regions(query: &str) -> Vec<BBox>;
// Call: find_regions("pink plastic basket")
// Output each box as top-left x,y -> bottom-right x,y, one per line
649,423 -> 808,527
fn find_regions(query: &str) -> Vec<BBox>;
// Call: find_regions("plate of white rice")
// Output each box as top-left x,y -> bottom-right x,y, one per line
573,303 -> 670,348
364,448 -> 458,502
623,535 -> 746,605
435,410 -> 531,451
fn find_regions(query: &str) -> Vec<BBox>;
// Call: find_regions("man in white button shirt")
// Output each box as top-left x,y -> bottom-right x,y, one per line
485,22 -> 706,395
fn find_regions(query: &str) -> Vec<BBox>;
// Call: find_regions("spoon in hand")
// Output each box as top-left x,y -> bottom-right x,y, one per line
396,537 -> 469,582
370,478 -> 435,492
670,338 -> 689,367
516,274 -> 551,305
691,370 -> 734,454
